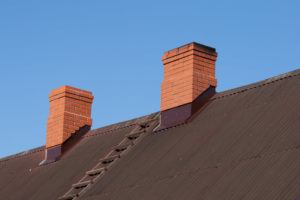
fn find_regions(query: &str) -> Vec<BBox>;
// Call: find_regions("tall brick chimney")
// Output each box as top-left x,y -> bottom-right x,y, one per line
159,42 -> 217,130
41,85 -> 93,165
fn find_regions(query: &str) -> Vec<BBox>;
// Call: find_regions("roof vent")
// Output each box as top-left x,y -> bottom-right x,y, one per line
158,42 -> 217,130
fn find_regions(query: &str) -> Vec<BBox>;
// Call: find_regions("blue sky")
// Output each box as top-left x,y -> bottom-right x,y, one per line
0,0 -> 299,158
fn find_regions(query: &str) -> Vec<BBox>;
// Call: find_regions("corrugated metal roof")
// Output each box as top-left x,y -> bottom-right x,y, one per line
0,69 -> 299,200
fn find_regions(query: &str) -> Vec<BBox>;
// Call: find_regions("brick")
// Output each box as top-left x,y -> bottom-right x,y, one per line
161,42 -> 218,111
46,86 -> 93,148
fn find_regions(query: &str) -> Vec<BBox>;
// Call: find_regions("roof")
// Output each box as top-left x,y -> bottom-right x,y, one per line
1,69 -> 299,200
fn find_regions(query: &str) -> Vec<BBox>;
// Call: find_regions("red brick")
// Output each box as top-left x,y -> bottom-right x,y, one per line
161,43 -> 218,111
46,86 -> 93,148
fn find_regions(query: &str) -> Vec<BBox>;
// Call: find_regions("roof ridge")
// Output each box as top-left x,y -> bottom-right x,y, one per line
86,112 -> 160,137
154,69 -> 300,133
0,146 -> 45,164
1,69 -> 298,163
85,124 -> 136,138
0,112 -> 160,163
213,69 -> 300,100
0,124 -> 136,164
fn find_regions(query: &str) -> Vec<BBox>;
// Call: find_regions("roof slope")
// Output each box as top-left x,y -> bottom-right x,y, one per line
0,69 -> 299,200
0,113 -> 159,200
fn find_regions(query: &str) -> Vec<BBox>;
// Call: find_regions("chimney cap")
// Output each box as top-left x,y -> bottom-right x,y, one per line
162,42 -> 216,61
190,42 -> 216,52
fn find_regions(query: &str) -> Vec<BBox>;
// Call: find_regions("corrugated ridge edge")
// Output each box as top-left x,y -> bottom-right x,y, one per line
1,69 -> 298,162
213,69 -> 300,100
0,112 -> 160,162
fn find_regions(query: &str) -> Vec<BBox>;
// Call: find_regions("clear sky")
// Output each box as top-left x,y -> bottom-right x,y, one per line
0,0 -> 299,158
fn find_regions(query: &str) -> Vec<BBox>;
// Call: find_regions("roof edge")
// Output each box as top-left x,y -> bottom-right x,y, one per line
214,69 -> 300,100
1,69 -> 298,162
0,146 -> 45,163
0,112 -> 160,162
86,112 -> 160,137
155,68 -> 300,133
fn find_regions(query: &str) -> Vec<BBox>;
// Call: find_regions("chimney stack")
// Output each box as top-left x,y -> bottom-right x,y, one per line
159,42 -> 217,129
41,85 -> 93,164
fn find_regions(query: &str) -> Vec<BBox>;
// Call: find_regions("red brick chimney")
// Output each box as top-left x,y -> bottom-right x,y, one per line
161,42 -> 217,111
159,42 -> 217,130
41,85 -> 93,164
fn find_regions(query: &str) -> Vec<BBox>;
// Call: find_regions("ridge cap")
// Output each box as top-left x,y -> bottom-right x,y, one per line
213,68 -> 300,100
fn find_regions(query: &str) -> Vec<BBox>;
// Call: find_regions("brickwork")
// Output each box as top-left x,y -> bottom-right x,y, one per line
46,86 -> 93,148
161,42 -> 217,111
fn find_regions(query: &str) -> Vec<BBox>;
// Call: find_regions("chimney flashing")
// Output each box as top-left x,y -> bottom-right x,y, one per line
40,85 -> 94,165
157,86 -> 215,131
40,125 -> 90,165
159,42 -> 218,129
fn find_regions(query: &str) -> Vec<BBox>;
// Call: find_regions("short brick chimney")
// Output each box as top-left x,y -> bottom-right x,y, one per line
158,42 -> 217,130
161,42 -> 217,111
46,85 -> 93,148
41,85 -> 93,164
